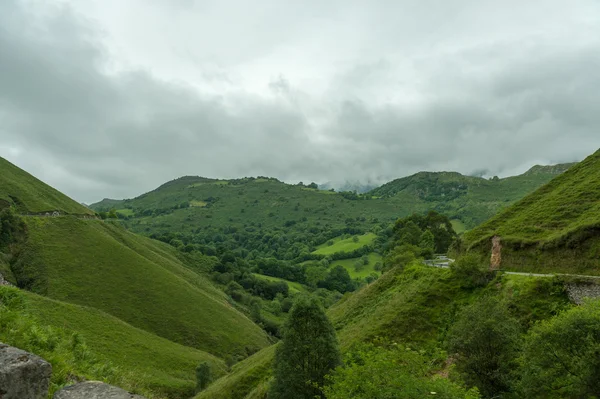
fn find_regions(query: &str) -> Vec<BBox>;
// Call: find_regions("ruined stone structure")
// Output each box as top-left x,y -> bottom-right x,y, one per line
490,236 -> 502,270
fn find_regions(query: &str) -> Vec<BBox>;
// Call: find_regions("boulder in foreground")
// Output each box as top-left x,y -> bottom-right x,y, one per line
0,342 -> 52,399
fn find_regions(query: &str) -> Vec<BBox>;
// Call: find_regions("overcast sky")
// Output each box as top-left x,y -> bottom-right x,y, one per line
1,0 -> 599,203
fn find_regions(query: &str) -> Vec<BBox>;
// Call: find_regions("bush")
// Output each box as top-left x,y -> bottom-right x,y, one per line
450,254 -> 493,288
518,299 -> 600,398
324,342 -> 480,399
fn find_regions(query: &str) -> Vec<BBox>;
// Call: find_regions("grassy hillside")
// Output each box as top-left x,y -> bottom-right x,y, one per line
195,264 -> 572,398
461,149 -> 600,274
10,216 -> 271,358
312,233 -> 376,255
0,157 -> 92,215
0,285 -> 225,398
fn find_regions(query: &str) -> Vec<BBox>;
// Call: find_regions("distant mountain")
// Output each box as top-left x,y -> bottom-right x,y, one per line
89,163 -> 575,241
461,152 -> 599,275
319,180 -> 380,194
368,163 -> 575,229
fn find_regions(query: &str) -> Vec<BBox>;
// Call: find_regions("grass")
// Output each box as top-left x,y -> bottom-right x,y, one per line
12,217 -> 271,358
451,219 -> 467,234
0,157 -> 92,214
195,345 -> 277,399
190,200 -> 208,207
253,273 -> 307,294
329,252 -> 382,279
116,208 -> 134,216
312,233 -> 376,256
461,149 -> 600,274
0,286 -> 225,398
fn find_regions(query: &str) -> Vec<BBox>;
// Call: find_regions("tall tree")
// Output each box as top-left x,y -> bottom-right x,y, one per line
270,296 -> 341,399
447,296 -> 521,398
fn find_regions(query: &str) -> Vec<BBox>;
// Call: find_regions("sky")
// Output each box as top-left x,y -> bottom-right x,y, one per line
1,0 -> 600,204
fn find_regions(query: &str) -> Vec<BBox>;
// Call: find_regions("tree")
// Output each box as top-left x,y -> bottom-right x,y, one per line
450,253 -> 493,288
518,299 -> 600,398
418,230 -> 435,259
270,296 -> 341,399
446,296 -> 521,398
195,361 -> 212,393
319,266 -> 355,293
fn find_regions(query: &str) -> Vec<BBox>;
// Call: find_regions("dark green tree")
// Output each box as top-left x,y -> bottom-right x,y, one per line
447,296 -> 521,398
418,230 -> 435,259
319,266 -> 355,293
195,361 -> 212,393
518,299 -> 600,398
270,296 -> 341,399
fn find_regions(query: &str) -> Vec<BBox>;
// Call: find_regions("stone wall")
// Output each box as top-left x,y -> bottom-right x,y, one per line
566,282 -> 600,305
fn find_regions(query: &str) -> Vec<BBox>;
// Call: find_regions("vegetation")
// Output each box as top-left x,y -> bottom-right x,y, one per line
9,216 -> 270,358
270,296 -> 340,399
369,164 -> 574,228
0,286 -> 225,398
446,296 -> 522,398
0,157 -> 92,214
518,299 -> 600,398
324,342 -> 480,399
460,149 -> 600,274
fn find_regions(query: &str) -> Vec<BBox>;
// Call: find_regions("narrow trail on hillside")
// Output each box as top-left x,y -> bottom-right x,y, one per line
425,258 -> 600,279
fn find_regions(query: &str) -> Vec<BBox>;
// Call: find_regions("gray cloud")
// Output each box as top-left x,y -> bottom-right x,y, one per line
1,0 -> 599,203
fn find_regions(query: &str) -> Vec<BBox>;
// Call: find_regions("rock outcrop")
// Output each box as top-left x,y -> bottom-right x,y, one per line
53,381 -> 147,399
0,343 -> 52,399
0,272 -> 13,287
490,236 -> 502,270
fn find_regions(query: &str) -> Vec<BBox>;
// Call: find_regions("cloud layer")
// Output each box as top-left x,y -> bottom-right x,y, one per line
1,0 -> 599,203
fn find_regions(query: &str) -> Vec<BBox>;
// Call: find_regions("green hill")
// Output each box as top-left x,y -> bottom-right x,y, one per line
0,158 -> 272,398
1,285 -> 225,398
11,216 -> 270,357
460,149 -> 600,275
0,157 -> 92,215
369,163 -> 575,229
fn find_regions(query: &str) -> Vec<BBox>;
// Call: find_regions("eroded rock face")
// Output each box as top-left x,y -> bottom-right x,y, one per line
0,343 -> 52,399
490,235 -> 502,270
53,381 -> 147,399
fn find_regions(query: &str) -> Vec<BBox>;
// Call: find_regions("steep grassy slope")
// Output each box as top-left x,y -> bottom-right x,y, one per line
370,164 -> 575,229
0,157 -> 92,214
461,150 -> 600,274
11,216 -> 271,358
195,264 -> 571,398
0,285 -> 225,398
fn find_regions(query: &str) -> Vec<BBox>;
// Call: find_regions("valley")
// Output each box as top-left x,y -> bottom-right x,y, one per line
1,152 -> 599,399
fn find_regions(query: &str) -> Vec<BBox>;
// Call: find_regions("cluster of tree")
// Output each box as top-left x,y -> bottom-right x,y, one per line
446,295 -> 600,398
393,210 -> 457,253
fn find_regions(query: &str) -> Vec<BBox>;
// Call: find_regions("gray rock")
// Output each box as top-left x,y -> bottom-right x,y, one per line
53,381 -> 147,399
0,342 -> 52,399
